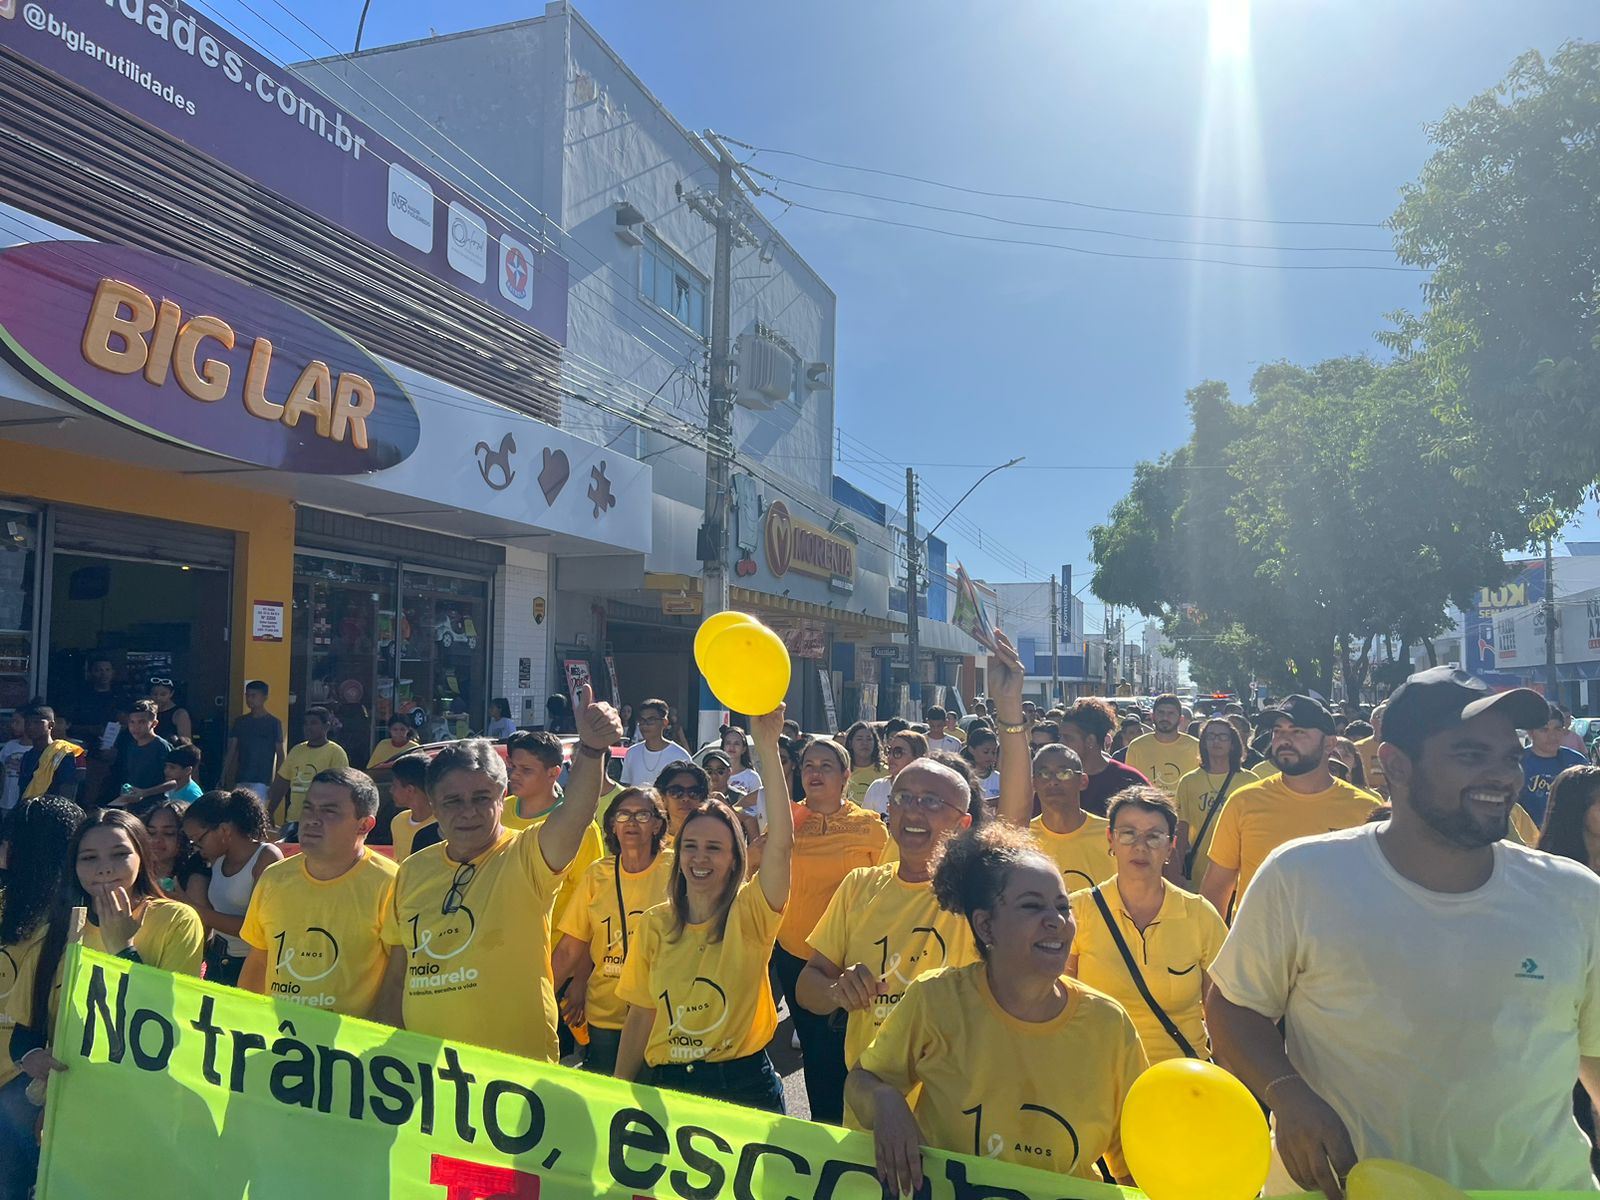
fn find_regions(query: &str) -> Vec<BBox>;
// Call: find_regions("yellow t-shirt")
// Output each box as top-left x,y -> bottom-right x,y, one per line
241,848 -> 399,1017
367,739 -> 420,770
806,862 -> 980,1070
1123,732 -> 1202,792
0,926 -> 47,1088
389,811 -> 438,861
502,785 -> 618,935
1507,803 -> 1540,848
616,878 -> 784,1067
778,800 -> 890,958
1069,878 -> 1227,1064
381,825 -> 569,1061
83,897 -> 206,976
1028,812 -> 1116,892
1173,767 -> 1252,888
1353,735 -> 1386,793
857,963 -> 1148,1179
846,767 -> 887,806
277,740 -> 351,822
556,850 -> 676,1030
1206,773 -> 1380,897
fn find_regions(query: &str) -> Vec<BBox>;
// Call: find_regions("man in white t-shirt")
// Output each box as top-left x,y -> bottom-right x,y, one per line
1206,666 -> 1600,1197
618,697 -> 690,786
923,706 -> 963,754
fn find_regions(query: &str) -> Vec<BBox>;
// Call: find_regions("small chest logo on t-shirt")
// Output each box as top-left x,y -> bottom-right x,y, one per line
1515,958 -> 1544,981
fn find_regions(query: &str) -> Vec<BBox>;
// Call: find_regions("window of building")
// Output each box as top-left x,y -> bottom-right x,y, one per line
641,231 -> 707,335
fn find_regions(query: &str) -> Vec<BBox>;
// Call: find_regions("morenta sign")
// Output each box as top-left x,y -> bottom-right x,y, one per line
0,241 -> 419,472
764,500 -> 855,583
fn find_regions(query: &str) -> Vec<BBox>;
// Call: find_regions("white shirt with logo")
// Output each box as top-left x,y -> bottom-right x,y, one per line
1211,823 -> 1600,1192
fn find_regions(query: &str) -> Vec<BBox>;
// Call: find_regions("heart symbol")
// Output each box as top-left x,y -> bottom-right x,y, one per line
538,447 -> 570,505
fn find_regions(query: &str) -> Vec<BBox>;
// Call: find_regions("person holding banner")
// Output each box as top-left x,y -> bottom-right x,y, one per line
1067,788 -> 1227,1064
552,787 -> 674,1075
238,768 -> 399,1017
376,684 -> 623,1062
846,820 -> 1147,1189
796,754 -> 979,1124
0,795 -> 82,1200
614,706 -> 794,1111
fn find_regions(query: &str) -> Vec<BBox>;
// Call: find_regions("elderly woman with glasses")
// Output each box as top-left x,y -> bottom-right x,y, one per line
1067,787 -> 1227,1065
861,730 -> 929,818
796,755 -> 979,1122
551,787 -> 675,1075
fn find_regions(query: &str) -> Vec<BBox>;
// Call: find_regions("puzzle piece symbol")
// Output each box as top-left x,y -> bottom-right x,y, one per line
588,462 -> 617,518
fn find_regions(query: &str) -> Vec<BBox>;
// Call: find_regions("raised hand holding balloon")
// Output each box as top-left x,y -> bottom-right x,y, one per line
694,613 -> 792,717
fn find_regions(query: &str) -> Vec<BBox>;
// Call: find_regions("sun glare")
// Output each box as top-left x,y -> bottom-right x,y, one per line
1208,0 -> 1252,60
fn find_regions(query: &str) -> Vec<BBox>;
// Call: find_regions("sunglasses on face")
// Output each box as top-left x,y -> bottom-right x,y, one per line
1033,767 -> 1081,782
887,746 -> 911,759
149,678 -> 173,689
663,785 -> 707,800
442,862 -> 476,915
612,810 -> 660,826
1112,830 -> 1173,850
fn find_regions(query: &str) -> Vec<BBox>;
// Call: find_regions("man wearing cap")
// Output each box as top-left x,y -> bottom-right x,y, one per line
1199,695 -> 1379,918
1206,667 -> 1600,1196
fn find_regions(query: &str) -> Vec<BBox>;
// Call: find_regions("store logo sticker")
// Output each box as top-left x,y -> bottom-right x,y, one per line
387,164 -> 435,253
447,201 -> 488,284
0,1 -> 15,21
499,236 -> 533,310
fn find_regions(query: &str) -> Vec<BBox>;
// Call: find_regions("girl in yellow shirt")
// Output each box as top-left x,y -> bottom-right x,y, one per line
1068,788 -> 1227,1064
843,721 -> 888,805
614,707 -> 794,1111
846,821 -> 1147,1191
552,787 -> 675,1076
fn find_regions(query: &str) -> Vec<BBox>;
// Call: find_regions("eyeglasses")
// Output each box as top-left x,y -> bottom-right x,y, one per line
1112,830 -> 1174,850
612,810 -> 661,826
886,746 -> 912,759
1033,767 -> 1082,782
442,862 -> 476,915
149,678 -> 173,688
663,785 -> 708,800
704,763 -> 731,774
889,792 -> 965,814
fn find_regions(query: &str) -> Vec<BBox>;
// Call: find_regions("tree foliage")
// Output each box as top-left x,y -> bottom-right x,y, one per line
1089,360 -> 1527,698
1386,41 -> 1600,512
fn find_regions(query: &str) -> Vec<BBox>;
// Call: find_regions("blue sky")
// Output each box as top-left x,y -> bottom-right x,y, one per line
207,0 -> 1600,631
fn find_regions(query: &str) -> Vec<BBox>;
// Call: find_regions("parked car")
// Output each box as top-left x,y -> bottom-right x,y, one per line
1568,717 -> 1600,760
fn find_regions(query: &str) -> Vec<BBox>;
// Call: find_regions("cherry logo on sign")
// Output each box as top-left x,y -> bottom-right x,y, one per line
765,500 -> 794,576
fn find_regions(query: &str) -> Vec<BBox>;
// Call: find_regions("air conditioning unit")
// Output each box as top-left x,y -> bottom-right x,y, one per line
734,333 -> 795,410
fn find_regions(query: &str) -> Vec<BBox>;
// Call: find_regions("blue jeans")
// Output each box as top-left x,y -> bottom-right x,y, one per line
650,1051 -> 786,1113
0,1075 -> 39,1200
581,1026 -> 623,1077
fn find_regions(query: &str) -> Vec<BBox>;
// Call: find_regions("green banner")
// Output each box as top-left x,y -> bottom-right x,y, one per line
38,947 -> 1127,1199
35,948 -> 1590,1200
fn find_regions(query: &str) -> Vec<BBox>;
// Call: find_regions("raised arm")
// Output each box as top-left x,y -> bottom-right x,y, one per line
750,706 -> 794,913
990,630 -> 1033,828
538,683 -> 623,874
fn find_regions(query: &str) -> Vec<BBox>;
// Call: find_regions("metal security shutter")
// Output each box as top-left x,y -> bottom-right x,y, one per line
50,507 -> 236,570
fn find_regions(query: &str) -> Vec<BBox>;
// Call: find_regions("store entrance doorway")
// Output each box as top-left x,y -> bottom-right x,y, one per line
48,552 -> 231,786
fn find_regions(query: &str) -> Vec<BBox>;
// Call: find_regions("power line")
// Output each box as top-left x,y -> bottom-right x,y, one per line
717,134 -> 1389,229
747,170 -> 1395,255
762,192 -> 1427,273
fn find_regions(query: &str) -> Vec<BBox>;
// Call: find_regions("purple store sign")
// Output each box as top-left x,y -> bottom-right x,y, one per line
0,240 -> 421,473
1,0 -> 568,343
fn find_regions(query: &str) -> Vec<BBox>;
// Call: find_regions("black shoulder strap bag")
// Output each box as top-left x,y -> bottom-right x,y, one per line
1089,884 -> 1200,1060
613,863 -> 630,959
1182,768 -> 1237,879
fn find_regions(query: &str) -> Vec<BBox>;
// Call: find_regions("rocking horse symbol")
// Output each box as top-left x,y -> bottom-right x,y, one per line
474,433 -> 517,491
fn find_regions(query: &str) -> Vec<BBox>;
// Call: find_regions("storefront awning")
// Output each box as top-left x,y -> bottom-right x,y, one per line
891,619 -> 986,657
732,586 -> 903,634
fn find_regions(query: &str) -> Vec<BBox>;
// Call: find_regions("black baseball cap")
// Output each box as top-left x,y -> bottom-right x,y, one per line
1260,694 -> 1335,735
1380,666 -> 1548,753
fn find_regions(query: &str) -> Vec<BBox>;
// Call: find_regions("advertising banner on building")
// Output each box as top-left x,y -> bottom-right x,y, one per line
1,0 -> 568,342
1465,560 -> 1545,678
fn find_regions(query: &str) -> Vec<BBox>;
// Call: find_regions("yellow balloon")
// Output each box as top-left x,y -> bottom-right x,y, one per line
1119,1059 -> 1270,1200
701,621 -> 791,716
1348,1160 -> 1469,1200
693,611 -> 756,668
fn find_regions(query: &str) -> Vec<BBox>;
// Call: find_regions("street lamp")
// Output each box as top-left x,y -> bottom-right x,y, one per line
908,456 -> 1025,708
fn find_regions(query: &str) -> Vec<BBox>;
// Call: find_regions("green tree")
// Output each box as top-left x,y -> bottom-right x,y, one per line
1387,41 -> 1600,512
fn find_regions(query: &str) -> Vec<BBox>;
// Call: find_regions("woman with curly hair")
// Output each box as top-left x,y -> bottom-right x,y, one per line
0,795 -> 82,1200
842,721 -> 887,805
846,821 -> 1147,1191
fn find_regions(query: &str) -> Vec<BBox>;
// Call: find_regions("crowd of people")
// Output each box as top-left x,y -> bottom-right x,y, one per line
0,636 -> 1598,1199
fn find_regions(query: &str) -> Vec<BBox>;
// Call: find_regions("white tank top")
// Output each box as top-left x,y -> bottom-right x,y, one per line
209,843 -> 269,956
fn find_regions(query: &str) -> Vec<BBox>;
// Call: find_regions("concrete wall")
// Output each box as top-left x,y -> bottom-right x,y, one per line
491,549 -> 552,726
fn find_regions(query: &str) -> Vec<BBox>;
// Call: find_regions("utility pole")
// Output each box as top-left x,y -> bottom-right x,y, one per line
685,133 -> 760,744
1104,604 -> 1114,696
1049,574 -> 1060,706
1545,532 -> 1559,702
906,467 -> 921,718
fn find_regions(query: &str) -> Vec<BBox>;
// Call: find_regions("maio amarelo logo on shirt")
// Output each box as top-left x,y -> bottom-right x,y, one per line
661,976 -> 730,1060
270,926 -> 342,1006
406,903 -> 480,991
